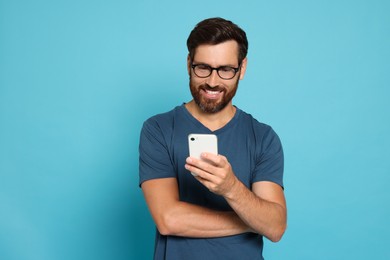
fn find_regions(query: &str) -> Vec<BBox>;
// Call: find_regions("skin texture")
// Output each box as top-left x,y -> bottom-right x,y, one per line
141,40 -> 287,242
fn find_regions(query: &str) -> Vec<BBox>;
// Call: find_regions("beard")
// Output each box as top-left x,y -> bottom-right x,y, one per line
189,78 -> 239,113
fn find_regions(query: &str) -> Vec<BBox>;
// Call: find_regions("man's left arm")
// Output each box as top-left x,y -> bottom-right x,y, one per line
185,153 -> 287,242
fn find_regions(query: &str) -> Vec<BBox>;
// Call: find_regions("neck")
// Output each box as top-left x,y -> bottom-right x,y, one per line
185,100 -> 236,131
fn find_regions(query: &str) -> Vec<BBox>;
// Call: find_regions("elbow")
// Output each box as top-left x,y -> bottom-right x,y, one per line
267,223 -> 287,243
157,227 -> 171,236
268,232 -> 284,243
267,205 -> 287,242
155,211 -> 181,236
156,222 -> 170,236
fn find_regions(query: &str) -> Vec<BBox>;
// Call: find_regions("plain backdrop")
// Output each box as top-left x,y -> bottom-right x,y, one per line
1,0 -> 389,259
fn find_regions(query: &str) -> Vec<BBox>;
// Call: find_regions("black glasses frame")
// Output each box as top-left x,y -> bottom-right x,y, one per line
191,63 -> 240,80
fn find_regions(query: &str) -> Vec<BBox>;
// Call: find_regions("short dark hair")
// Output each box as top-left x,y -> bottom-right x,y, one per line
186,17 -> 248,64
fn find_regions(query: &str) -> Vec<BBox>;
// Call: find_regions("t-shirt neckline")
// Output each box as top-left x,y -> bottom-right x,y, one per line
179,103 -> 241,134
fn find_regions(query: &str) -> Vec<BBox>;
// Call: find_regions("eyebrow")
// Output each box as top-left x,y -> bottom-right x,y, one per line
192,61 -> 239,67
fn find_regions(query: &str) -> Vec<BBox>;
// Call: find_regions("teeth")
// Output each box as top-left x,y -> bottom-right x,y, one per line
206,90 -> 220,94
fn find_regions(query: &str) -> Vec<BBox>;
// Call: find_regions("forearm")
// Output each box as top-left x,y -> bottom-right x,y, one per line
141,178 -> 250,238
224,180 -> 287,242
156,201 -> 250,238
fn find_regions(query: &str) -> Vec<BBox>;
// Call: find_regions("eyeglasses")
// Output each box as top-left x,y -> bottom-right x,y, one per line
191,63 -> 240,80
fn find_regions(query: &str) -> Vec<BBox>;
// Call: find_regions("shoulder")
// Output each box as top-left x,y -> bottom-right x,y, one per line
235,108 -> 282,153
144,106 -> 178,125
142,105 -> 183,132
237,109 -> 276,137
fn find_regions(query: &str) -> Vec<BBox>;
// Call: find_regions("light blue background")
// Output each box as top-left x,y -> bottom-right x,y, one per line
1,0 -> 389,259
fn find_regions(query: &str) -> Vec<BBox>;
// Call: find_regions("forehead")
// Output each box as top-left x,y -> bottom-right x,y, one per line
193,40 -> 239,66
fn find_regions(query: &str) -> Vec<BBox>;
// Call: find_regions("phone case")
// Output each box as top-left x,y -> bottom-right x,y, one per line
188,134 -> 218,176
188,134 -> 218,159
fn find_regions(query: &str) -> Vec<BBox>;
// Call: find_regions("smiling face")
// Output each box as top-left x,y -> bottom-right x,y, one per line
188,40 -> 247,113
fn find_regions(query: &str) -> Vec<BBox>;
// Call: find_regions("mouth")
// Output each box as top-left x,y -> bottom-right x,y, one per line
202,89 -> 223,99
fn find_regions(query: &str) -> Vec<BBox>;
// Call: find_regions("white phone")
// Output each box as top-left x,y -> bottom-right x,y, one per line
188,134 -> 218,176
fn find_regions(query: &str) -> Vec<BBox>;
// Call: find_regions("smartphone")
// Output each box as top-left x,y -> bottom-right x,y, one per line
188,134 -> 218,176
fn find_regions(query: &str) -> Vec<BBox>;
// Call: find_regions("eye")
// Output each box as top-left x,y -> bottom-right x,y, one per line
219,66 -> 234,72
197,64 -> 211,70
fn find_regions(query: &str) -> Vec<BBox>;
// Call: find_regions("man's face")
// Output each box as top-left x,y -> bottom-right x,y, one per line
188,40 -> 247,113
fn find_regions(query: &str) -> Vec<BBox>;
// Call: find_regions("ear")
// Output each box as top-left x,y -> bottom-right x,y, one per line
187,55 -> 192,76
239,57 -> 248,80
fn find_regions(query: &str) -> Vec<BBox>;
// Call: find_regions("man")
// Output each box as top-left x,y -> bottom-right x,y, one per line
139,17 -> 286,260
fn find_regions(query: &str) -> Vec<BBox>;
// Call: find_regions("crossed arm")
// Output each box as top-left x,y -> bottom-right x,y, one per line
141,152 -> 287,242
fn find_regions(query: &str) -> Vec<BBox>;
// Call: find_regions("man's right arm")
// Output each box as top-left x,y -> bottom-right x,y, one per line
141,177 -> 250,238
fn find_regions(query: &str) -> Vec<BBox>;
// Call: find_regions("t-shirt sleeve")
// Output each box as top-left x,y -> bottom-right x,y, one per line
138,118 -> 176,186
252,127 -> 284,188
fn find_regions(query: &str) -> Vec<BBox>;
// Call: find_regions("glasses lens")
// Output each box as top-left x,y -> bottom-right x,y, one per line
218,67 -> 236,79
194,64 -> 211,78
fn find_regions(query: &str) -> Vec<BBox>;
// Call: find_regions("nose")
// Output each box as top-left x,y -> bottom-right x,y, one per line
206,69 -> 219,88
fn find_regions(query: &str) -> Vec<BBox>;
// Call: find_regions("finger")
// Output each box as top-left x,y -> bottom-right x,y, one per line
200,153 -> 226,167
186,157 -> 219,177
185,163 -> 218,182
194,176 -> 216,191
185,162 -> 208,178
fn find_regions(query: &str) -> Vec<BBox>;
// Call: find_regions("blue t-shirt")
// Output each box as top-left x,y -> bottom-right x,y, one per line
139,104 -> 284,260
